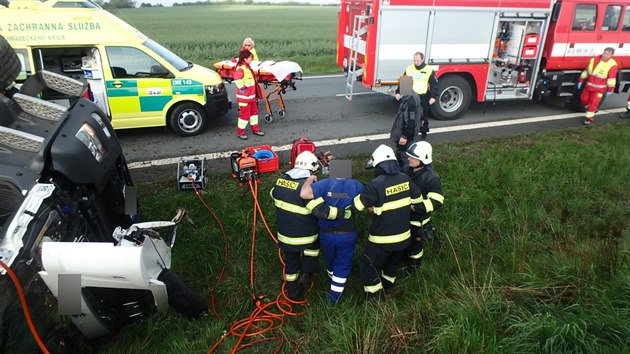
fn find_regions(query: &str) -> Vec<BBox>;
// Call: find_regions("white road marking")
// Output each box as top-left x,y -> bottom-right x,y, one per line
127,108 -> 625,169
303,74 -> 345,79
334,91 -> 378,97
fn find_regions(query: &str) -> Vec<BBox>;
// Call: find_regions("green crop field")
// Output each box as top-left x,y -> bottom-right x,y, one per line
112,5 -> 341,74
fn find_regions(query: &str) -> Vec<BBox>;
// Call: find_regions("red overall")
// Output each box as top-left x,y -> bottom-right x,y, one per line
578,55 -> 618,122
234,63 -> 263,136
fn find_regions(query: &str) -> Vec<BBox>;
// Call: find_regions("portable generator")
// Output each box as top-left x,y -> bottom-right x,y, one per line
230,151 -> 258,185
177,158 -> 207,190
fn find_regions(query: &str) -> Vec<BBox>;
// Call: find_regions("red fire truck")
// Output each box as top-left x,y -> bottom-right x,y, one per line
337,0 -> 630,120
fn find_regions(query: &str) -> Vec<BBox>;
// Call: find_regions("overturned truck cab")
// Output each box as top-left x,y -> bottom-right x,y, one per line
0,35 -> 206,352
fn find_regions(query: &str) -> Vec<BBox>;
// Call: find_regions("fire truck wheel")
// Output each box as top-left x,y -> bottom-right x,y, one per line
169,102 -> 208,137
432,75 -> 471,120
0,35 -> 21,91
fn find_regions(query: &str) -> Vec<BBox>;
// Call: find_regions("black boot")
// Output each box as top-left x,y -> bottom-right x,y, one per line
620,109 -> 630,119
364,289 -> 385,301
286,281 -> 305,301
297,272 -> 313,293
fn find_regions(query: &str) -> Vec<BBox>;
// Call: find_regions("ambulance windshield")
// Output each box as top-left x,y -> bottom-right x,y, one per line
144,39 -> 189,71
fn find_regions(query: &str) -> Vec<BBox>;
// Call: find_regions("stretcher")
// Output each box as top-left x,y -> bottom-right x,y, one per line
214,60 -> 302,123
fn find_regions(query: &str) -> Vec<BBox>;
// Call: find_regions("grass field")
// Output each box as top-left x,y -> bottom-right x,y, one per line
112,5 -> 341,74
94,122 -> 630,353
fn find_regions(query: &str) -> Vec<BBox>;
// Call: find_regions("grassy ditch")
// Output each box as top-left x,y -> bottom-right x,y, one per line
97,122 -> 630,353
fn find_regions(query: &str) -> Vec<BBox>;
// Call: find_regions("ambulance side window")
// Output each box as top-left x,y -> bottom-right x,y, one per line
14,49 -> 30,83
105,46 -> 171,79
623,6 -> 630,31
572,4 -> 596,31
602,5 -> 621,31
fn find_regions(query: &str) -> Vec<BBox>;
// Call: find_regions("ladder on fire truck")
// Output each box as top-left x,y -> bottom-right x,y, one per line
345,15 -> 369,101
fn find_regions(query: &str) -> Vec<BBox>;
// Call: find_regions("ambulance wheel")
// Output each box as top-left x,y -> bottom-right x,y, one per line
0,34 -> 21,91
169,103 -> 208,137
432,75 -> 471,120
264,114 -> 273,123
277,109 -> 286,118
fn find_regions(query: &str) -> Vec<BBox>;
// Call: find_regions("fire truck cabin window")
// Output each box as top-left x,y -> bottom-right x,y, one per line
602,5 -> 621,31
623,6 -> 630,31
572,4 -> 596,31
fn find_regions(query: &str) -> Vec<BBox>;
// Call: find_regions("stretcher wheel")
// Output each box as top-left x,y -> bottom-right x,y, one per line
277,109 -> 286,118
264,114 -> 273,123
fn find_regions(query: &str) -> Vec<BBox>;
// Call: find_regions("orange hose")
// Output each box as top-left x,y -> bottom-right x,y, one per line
207,176 -> 308,353
0,259 -> 51,354
191,179 -> 229,321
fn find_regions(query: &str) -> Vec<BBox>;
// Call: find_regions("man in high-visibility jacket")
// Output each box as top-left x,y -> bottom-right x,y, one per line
395,52 -> 438,140
271,151 -> 350,301
577,47 -> 618,125
234,49 -> 264,140
353,145 -> 422,300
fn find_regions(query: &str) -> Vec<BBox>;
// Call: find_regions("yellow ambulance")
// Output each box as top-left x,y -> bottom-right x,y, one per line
0,0 -> 231,136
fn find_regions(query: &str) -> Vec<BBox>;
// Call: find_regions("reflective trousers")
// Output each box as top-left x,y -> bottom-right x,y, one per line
360,242 -> 406,295
237,101 -> 260,135
320,231 -> 357,304
579,88 -> 604,120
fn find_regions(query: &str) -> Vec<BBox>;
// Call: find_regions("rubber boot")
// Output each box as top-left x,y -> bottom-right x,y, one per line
286,281 -> 304,301
298,272 -> 313,292
364,289 -> 385,301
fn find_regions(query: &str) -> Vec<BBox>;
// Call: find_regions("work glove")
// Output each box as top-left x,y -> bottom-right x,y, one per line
605,92 -> 612,97
576,82 -> 582,90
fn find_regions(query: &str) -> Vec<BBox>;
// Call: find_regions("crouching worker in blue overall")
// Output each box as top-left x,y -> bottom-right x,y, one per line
271,151 -> 350,301
300,160 -> 365,304
354,145 -> 422,300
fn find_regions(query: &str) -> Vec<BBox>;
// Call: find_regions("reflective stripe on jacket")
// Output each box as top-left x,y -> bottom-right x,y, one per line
234,64 -> 259,103
271,175 -> 319,251
409,165 -> 444,227
353,171 -> 421,251
405,64 -> 434,95
579,55 -> 618,93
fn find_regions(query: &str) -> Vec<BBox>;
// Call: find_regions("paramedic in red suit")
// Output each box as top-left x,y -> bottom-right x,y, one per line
577,47 -> 618,125
234,49 -> 264,140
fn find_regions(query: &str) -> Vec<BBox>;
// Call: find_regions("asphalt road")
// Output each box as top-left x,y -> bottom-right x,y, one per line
118,75 -> 628,181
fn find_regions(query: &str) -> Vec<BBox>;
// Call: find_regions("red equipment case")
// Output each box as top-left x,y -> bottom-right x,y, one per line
245,145 -> 279,173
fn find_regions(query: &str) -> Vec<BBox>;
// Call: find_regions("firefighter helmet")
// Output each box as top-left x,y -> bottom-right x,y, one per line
369,144 -> 397,168
294,151 -> 319,172
406,141 -> 432,165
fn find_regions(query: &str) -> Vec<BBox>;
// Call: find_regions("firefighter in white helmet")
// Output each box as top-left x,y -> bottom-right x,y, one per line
270,151 -> 349,301
405,141 -> 444,269
353,145 -> 422,300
